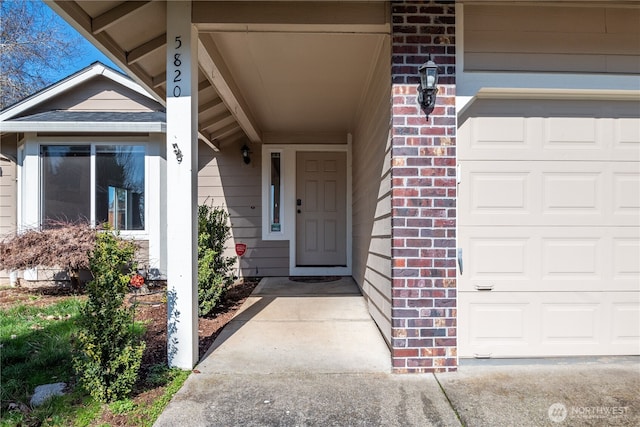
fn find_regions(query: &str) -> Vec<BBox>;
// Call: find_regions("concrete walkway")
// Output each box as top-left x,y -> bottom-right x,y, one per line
196,277 -> 391,374
154,277 -> 640,426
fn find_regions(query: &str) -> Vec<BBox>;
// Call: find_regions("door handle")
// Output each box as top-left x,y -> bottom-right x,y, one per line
457,248 -> 463,275
297,199 -> 302,206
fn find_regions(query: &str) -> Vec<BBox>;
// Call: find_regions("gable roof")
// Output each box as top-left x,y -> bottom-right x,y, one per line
1,111 -> 166,133
0,62 -> 166,133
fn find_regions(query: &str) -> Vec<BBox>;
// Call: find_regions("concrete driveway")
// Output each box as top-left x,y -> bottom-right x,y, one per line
154,277 -> 639,426
438,358 -> 639,427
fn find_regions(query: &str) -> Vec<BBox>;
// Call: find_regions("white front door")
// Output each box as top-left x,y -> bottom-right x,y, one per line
296,151 -> 347,266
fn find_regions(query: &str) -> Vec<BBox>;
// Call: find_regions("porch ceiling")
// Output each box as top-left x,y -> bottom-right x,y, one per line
46,1 -> 390,148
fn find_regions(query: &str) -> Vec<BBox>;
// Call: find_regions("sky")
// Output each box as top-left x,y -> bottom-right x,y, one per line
42,1 -> 122,82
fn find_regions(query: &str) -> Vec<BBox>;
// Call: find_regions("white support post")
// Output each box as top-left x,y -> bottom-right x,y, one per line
166,1 -> 198,369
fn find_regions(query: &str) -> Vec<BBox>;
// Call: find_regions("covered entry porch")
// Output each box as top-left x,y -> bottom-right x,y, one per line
47,0 -> 394,369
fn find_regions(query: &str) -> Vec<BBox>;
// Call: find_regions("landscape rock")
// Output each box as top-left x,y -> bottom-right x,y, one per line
30,382 -> 66,407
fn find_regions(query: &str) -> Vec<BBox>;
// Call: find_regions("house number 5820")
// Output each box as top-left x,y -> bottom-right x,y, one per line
173,36 -> 182,97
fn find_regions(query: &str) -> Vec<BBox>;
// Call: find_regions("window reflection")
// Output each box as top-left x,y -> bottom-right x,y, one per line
96,146 -> 145,230
270,152 -> 281,232
40,144 -> 145,231
41,145 -> 91,225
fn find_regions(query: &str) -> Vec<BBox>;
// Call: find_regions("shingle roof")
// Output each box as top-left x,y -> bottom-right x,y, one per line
10,110 -> 165,123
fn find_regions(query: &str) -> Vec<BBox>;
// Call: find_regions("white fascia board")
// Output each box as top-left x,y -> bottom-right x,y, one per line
458,71 -> 640,98
0,121 -> 166,133
0,63 -> 155,121
456,87 -> 640,114
474,87 -> 640,101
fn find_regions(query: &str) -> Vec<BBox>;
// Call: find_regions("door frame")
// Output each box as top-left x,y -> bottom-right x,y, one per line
262,140 -> 352,276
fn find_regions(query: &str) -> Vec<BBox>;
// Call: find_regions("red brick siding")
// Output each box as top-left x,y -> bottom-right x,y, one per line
390,0 -> 457,373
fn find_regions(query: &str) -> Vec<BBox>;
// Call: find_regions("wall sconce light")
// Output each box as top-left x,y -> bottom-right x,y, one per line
241,144 -> 251,164
417,54 -> 439,121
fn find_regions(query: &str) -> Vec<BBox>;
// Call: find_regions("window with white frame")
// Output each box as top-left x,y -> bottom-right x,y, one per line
262,147 -> 287,240
270,152 -> 282,232
40,144 -> 145,230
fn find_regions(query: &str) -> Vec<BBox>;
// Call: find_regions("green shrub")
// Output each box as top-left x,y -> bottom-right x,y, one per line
198,204 -> 236,316
73,227 -> 145,403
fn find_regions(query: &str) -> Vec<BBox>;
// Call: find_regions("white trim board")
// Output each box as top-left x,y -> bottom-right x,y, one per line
1,121 -> 166,133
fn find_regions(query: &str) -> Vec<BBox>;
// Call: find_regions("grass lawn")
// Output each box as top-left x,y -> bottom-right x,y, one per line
0,291 -> 188,427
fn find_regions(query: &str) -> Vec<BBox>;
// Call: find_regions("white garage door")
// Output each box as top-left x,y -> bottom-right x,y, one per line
458,99 -> 640,358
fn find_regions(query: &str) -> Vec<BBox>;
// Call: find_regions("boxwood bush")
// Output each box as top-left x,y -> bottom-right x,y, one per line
198,204 -> 236,316
73,227 -> 145,403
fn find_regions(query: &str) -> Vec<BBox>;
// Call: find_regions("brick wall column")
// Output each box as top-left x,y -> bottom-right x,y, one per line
390,0 -> 457,373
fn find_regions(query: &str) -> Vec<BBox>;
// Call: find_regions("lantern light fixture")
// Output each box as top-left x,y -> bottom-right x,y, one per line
417,54 -> 439,120
241,144 -> 251,164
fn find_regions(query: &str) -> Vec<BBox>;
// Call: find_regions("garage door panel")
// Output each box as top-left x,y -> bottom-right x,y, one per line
543,113 -> 640,158
459,100 -> 640,358
543,163 -> 638,224
542,238 -> 601,281
545,116 -> 601,151
459,291 -> 640,357
541,302 -> 601,343
461,161 -> 638,226
459,102 -> 639,162
611,302 -> 640,344
459,114 -> 538,161
472,172 -> 529,211
461,232 -> 534,289
475,116 -> 527,145
613,238 -> 640,279
461,163 -> 536,225
463,116 -> 529,151
459,296 -> 535,357
615,116 -> 640,148
543,172 -> 601,214
613,171 -> 640,216
460,227 -> 637,293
